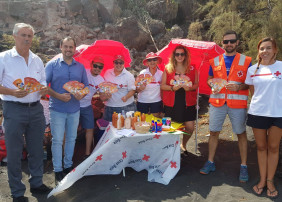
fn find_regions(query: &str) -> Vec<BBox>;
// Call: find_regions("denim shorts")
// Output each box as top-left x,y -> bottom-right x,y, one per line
209,103 -> 247,134
137,101 -> 163,114
103,102 -> 137,121
80,105 -> 94,129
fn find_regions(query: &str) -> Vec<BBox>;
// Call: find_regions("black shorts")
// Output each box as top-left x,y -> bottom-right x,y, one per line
246,114 -> 282,129
137,101 -> 163,114
164,105 -> 196,123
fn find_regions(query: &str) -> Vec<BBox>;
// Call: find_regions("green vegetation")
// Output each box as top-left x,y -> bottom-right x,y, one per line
187,0 -> 282,61
0,34 -> 40,53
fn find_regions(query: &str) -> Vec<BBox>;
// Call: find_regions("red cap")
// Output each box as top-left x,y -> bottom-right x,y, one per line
142,52 -> 162,66
92,56 -> 104,64
113,54 -> 125,61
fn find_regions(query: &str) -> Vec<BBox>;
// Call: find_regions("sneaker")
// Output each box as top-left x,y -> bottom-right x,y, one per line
239,165 -> 249,182
200,161 -> 216,174
55,171 -> 64,185
63,166 -> 74,175
30,184 -> 52,194
12,196 -> 28,202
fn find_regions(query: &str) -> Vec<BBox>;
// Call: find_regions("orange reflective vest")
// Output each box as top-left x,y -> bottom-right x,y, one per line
209,53 -> 252,108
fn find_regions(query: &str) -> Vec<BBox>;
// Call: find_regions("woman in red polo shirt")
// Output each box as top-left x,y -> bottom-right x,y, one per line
161,45 -> 199,155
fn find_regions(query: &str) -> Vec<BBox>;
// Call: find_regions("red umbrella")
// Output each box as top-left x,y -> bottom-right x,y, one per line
157,39 -> 224,95
74,40 -> 132,76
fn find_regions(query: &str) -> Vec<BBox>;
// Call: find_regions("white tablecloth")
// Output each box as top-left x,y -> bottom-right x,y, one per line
48,124 -> 180,197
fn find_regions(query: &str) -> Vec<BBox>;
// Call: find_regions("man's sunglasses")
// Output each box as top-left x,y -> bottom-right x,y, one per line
93,64 -> 104,69
147,58 -> 158,62
175,53 -> 185,57
223,39 -> 237,44
114,61 -> 124,65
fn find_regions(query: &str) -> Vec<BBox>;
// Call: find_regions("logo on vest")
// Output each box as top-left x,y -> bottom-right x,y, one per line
190,65 -> 195,70
237,71 -> 243,77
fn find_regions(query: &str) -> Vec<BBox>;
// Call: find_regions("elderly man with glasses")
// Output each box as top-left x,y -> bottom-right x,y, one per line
102,54 -> 136,121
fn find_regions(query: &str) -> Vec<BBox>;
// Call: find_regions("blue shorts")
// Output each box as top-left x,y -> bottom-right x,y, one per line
80,105 -> 94,129
137,101 -> 163,114
209,104 -> 247,134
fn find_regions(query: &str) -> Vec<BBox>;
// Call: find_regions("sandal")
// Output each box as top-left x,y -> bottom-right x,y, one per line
266,179 -> 279,199
252,184 -> 265,196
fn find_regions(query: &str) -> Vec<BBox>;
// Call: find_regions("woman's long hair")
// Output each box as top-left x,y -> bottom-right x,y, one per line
166,45 -> 191,74
253,37 -> 278,76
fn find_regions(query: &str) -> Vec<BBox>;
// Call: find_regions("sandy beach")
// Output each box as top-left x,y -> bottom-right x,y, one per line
0,109 -> 281,202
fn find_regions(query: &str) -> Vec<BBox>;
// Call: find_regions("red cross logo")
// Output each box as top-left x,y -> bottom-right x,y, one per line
142,154 -> 150,161
190,66 -> 194,70
237,71 -> 243,77
274,71 -> 281,77
95,85 -> 99,89
153,134 -> 161,139
95,154 -> 103,161
122,151 -> 127,159
175,141 -> 179,145
119,84 -> 123,88
170,161 -> 177,168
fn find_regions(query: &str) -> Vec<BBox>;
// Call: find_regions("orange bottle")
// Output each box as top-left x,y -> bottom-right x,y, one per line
112,112 -> 118,128
141,113 -> 146,122
131,116 -> 137,130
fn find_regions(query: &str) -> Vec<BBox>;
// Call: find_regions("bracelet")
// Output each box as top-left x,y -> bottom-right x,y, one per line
171,86 -> 174,91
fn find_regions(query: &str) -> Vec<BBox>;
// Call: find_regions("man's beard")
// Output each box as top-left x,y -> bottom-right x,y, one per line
225,45 -> 237,53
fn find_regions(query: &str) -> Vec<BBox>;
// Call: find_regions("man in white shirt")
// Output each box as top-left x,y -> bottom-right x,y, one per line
0,23 -> 50,202
103,55 -> 136,121
79,56 -> 107,158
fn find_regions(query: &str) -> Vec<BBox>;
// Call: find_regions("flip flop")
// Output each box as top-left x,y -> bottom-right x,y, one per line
252,184 -> 265,196
267,188 -> 279,199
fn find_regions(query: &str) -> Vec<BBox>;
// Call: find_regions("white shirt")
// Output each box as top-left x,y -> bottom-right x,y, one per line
104,68 -> 136,107
245,61 -> 282,117
137,68 -> 163,103
0,47 -> 46,102
80,70 -> 104,108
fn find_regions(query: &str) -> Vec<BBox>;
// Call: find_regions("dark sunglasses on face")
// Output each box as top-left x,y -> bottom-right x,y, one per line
223,39 -> 237,44
175,53 -> 185,57
114,61 -> 124,65
147,58 -> 158,62
93,64 -> 103,69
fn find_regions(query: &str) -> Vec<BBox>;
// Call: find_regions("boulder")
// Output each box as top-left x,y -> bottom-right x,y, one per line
146,0 -> 178,23
114,17 -> 150,51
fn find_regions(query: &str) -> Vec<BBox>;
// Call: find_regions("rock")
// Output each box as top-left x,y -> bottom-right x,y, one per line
45,48 -> 57,55
146,19 -> 166,37
158,24 -> 184,49
146,0 -> 178,23
114,17 -> 150,51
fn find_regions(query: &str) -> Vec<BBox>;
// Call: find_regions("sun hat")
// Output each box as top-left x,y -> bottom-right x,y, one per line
142,52 -> 162,66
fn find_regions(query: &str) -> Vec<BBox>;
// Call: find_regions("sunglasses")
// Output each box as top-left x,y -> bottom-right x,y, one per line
147,58 -> 158,62
175,53 -> 185,57
114,61 -> 124,65
93,64 -> 103,69
223,39 -> 237,44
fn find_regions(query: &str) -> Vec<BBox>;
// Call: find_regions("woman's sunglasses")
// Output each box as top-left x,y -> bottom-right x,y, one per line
175,53 -> 185,57
93,64 -> 104,69
147,58 -> 158,62
114,61 -> 124,65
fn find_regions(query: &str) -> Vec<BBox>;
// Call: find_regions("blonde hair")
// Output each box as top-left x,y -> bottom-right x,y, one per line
165,45 -> 191,74
253,37 -> 278,76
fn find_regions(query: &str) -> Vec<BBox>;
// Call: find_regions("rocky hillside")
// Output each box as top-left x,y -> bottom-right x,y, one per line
0,0 -> 281,70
